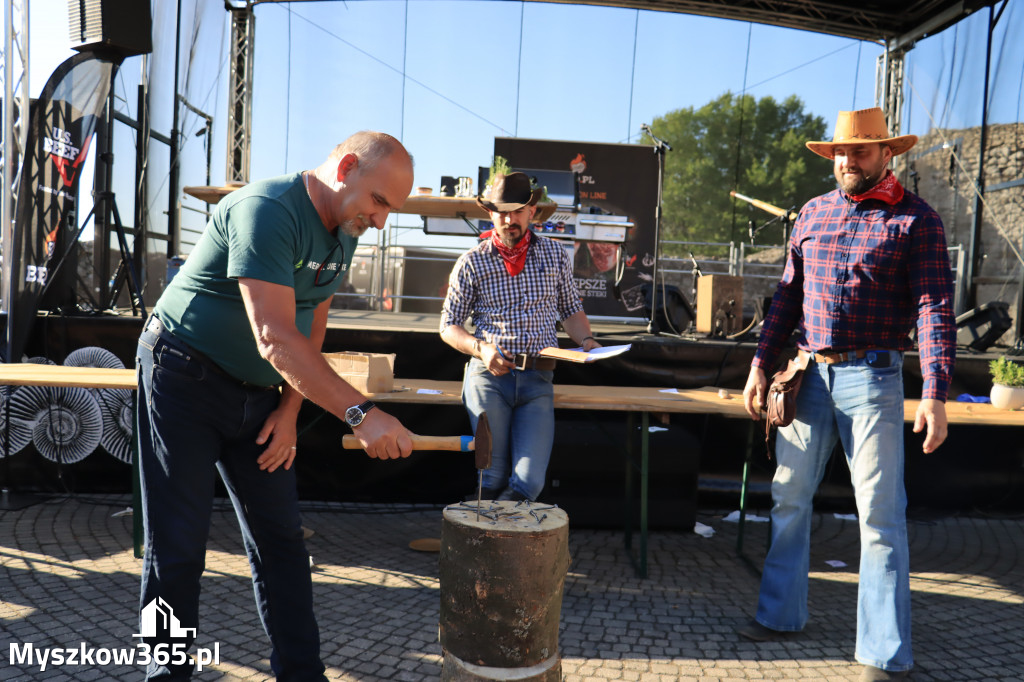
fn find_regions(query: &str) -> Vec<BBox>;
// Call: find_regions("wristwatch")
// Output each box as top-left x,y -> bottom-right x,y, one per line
344,400 -> 376,428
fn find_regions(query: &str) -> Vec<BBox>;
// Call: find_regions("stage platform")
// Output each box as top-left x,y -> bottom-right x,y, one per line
7,308 -> 1022,521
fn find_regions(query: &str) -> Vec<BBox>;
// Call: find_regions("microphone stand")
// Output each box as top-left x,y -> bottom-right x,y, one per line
688,251 -> 703,312
641,123 -> 672,335
748,207 -> 796,245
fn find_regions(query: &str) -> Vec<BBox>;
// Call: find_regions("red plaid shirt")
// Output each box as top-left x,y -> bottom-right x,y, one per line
754,179 -> 957,401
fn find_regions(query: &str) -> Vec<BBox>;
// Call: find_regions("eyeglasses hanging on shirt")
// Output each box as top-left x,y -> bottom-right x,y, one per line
314,240 -> 346,287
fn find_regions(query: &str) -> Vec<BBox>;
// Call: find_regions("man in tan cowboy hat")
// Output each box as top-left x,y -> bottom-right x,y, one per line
440,172 -> 600,501
738,108 -> 956,681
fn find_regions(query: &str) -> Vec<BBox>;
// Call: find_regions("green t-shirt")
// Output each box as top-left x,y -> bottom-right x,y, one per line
154,173 -> 357,386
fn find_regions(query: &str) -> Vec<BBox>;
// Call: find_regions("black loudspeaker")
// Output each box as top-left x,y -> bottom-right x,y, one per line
641,283 -> 695,333
68,0 -> 153,58
956,301 -> 1012,351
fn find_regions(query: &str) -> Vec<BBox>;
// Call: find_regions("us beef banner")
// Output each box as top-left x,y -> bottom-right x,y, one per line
8,52 -> 121,361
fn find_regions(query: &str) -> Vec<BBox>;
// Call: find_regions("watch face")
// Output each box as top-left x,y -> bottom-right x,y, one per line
345,405 -> 364,426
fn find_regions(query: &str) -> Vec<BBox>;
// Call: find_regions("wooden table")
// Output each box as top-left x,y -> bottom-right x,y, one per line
733,392 -> 1024,559
181,185 -> 560,222
368,380 -> 754,576
3,366 -> 1022,575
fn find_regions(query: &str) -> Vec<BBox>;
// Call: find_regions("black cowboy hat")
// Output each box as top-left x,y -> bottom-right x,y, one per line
475,172 -> 542,213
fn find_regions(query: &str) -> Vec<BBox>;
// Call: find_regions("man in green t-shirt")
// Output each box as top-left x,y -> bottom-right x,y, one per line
135,131 -> 414,681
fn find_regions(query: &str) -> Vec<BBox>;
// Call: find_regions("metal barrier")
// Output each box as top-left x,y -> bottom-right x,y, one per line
329,232 -> 967,316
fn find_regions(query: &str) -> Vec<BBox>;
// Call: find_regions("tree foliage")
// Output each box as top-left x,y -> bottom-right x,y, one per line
645,93 -> 833,255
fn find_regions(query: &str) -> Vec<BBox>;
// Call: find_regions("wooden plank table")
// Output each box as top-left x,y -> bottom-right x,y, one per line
2,366 -> 1022,575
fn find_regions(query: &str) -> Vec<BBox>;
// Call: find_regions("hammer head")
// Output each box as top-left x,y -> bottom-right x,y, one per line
474,412 -> 492,470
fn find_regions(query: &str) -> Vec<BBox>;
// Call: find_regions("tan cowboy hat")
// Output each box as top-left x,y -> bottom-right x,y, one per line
476,172 -> 542,213
806,107 -> 917,159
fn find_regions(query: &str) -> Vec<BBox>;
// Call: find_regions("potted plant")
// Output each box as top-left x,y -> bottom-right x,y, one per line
989,357 -> 1024,410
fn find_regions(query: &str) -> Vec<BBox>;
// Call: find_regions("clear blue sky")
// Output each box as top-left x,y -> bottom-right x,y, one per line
20,0 -> 1022,249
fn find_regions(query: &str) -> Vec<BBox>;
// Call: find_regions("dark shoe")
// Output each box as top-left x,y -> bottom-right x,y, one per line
736,619 -> 793,642
860,666 -> 909,681
496,487 -> 529,502
464,487 -> 501,502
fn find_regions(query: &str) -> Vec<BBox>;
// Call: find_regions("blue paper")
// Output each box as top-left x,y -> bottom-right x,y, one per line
955,393 -> 991,403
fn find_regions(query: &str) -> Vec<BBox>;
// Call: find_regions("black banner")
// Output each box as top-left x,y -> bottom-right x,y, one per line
493,138 -> 660,320
7,52 -> 120,361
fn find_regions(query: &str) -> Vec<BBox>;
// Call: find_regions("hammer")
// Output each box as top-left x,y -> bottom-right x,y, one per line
341,411 -> 492,474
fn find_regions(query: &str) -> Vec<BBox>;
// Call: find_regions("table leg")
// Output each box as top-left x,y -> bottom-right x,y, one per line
132,393 -> 143,559
736,420 -> 755,555
624,413 -> 634,551
622,411 -> 649,578
639,411 -> 649,578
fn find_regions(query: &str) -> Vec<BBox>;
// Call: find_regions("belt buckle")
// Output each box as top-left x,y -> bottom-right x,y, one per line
514,353 -> 529,371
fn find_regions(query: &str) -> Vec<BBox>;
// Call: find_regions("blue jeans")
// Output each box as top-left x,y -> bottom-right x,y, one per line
461,358 -> 555,500
755,351 -> 912,672
136,323 -> 326,681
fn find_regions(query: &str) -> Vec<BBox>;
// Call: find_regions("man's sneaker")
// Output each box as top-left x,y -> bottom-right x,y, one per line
463,487 -> 501,502
736,619 -> 793,642
496,487 -> 529,502
860,666 -> 909,681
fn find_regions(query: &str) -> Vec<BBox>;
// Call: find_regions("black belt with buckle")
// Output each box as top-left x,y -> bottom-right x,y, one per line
144,315 -> 281,392
512,353 -> 556,371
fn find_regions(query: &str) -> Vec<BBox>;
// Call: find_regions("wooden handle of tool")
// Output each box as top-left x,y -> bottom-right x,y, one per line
342,434 -> 474,451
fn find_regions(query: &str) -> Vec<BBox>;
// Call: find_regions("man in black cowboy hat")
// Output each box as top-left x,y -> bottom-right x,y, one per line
440,172 -> 600,501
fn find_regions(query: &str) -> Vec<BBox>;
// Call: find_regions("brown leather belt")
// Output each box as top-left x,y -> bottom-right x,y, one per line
513,354 -> 556,371
802,349 -> 870,365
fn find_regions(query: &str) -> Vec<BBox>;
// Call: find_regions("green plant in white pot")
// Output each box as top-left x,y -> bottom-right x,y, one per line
989,357 -> 1024,410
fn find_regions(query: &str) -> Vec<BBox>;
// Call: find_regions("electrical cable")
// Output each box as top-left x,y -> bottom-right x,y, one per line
284,6 -> 510,135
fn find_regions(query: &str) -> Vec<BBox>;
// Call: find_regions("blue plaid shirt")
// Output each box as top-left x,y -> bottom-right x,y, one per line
754,184 -> 956,401
441,236 -> 584,355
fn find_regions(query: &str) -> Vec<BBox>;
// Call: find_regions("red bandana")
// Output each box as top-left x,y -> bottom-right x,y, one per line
849,169 -> 904,205
490,229 -> 532,277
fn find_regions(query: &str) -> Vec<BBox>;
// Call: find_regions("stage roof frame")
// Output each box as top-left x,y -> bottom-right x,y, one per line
525,0 -> 996,46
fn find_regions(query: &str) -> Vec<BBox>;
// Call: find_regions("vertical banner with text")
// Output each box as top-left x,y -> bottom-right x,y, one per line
8,52 -> 120,361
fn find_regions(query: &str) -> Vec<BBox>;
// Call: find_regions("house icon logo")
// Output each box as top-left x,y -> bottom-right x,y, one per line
133,597 -> 197,639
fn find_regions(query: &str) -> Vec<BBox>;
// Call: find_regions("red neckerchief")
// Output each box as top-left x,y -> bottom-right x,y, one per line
849,169 -> 904,205
490,229 -> 532,277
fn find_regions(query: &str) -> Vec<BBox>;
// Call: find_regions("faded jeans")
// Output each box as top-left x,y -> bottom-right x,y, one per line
755,351 -> 912,672
136,321 -> 326,681
461,358 -> 555,500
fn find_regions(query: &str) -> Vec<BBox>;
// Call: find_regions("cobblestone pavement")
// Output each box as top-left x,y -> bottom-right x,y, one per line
1,495 -> 1022,681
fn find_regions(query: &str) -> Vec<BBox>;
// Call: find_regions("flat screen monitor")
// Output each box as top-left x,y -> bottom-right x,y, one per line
515,168 -> 578,208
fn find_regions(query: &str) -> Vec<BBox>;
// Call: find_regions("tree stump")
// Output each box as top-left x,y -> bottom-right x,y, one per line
439,500 -> 569,682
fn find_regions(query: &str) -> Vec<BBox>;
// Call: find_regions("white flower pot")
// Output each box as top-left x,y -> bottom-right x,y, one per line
990,383 -> 1024,410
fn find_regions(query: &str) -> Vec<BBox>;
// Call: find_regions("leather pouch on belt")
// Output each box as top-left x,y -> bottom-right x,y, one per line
765,351 -> 811,432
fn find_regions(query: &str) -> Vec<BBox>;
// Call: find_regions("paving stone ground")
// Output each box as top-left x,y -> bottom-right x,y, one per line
1,495 -> 1022,681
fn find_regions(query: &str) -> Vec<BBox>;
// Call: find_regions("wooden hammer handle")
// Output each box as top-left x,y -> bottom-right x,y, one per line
342,434 -> 474,452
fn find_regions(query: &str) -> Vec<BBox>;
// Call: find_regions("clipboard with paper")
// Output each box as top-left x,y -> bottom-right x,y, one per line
539,344 -> 631,363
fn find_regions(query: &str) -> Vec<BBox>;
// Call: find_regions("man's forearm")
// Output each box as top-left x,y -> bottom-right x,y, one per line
561,311 -> 594,346
441,324 -> 482,359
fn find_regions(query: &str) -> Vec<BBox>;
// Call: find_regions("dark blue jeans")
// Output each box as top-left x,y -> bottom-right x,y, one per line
136,322 -> 326,681
461,358 -> 555,500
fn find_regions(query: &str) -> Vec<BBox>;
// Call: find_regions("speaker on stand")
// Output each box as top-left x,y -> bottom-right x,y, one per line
68,0 -> 153,58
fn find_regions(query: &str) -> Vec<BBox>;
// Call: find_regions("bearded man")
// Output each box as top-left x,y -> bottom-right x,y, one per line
440,172 -> 599,501
738,108 -> 956,681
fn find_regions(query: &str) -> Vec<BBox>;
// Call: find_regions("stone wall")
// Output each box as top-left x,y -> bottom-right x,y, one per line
899,122 -> 1024,345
